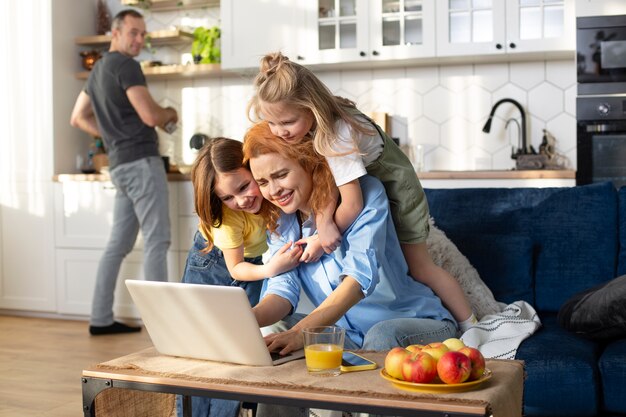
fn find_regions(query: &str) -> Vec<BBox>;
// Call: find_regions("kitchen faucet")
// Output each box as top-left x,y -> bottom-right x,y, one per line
482,98 -> 533,159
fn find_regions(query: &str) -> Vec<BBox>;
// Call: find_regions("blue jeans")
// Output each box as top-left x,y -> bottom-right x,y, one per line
255,316 -> 457,417
181,231 -> 263,306
176,231 -> 264,417
91,156 -> 170,326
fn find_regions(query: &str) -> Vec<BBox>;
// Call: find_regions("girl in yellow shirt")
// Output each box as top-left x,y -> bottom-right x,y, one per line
182,137 -> 302,306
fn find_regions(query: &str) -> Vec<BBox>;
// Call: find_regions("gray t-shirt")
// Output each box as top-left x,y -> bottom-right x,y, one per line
85,51 -> 159,168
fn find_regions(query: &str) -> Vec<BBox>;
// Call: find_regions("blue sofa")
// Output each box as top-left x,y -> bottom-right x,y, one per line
424,182 -> 626,417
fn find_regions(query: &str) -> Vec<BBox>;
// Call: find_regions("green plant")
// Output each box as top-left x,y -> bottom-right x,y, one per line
191,26 -> 220,64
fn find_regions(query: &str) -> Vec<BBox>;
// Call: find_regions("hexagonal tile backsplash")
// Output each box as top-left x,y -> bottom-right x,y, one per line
164,59 -> 576,171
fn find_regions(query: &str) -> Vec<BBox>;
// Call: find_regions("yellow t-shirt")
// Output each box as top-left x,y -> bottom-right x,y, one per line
208,207 -> 268,258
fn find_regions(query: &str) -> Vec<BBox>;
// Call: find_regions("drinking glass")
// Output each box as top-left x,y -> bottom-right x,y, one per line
302,326 -> 345,377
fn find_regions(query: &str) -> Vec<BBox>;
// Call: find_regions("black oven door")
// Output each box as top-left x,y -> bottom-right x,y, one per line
577,96 -> 626,188
577,128 -> 626,188
577,14 -> 626,95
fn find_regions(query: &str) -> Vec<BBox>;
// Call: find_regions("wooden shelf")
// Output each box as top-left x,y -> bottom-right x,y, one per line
75,28 -> 194,47
120,0 -> 218,12
76,63 -> 225,80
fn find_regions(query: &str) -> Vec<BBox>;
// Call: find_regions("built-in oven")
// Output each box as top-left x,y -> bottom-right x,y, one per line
577,14 -> 626,95
577,95 -> 626,188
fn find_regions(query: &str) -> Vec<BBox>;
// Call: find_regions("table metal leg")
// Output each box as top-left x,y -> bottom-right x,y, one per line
81,377 -> 113,417
182,395 -> 192,417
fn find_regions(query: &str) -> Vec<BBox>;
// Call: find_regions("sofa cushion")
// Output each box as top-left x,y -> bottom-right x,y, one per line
516,314 -> 601,417
529,183 -> 618,313
426,182 -> 619,313
448,233 -> 534,305
426,222 -> 502,320
599,338 -> 626,414
558,274 -> 626,341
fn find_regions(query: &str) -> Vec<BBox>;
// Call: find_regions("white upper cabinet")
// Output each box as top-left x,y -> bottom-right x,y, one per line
220,0 -> 310,70
306,0 -> 435,63
436,0 -> 574,57
220,0 -> 574,69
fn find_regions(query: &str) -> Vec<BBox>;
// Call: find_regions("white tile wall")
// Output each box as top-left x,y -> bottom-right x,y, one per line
127,3 -> 577,172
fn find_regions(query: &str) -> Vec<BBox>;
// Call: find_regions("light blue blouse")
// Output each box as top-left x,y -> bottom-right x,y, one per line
261,175 -> 455,347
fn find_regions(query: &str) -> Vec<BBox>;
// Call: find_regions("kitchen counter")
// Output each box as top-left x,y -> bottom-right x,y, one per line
53,170 -> 575,182
418,169 -> 575,180
53,172 -> 191,182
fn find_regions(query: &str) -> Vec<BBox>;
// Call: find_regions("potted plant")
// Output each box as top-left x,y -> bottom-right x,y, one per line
191,26 -> 220,64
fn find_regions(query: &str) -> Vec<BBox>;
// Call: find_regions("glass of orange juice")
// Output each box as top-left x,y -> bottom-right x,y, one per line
302,326 -> 345,376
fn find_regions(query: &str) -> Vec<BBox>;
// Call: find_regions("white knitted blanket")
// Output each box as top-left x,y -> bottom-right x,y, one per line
461,300 -> 542,359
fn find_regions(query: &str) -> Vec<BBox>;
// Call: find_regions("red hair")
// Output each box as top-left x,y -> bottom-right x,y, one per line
243,121 -> 337,233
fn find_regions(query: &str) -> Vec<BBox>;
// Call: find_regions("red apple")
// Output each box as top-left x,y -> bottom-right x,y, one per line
458,346 -> 486,381
421,342 -> 449,363
384,347 -> 410,380
401,351 -> 438,383
436,351 -> 472,384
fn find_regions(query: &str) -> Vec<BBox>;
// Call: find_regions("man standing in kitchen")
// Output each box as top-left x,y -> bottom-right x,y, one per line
70,9 -> 178,335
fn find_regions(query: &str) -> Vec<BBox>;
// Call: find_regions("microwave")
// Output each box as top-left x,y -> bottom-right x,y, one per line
577,14 -> 626,95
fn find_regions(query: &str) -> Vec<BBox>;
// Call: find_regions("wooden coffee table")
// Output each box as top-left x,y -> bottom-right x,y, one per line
82,349 -> 524,417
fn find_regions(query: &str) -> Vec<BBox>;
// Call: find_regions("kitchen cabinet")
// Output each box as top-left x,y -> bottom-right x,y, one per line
220,0 -> 435,70
220,0 -> 311,70
436,0 -> 575,57
53,180 -> 193,318
306,0 -> 436,64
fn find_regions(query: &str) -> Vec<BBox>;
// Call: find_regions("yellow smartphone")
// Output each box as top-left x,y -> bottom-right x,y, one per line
340,351 -> 378,372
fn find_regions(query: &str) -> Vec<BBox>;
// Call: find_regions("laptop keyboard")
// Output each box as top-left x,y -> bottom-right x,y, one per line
270,351 -> 293,361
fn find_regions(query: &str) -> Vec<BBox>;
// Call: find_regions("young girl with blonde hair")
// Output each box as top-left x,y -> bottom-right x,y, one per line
247,52 -> 476,330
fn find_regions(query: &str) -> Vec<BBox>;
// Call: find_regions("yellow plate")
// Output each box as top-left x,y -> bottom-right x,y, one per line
380,368 -> 492,393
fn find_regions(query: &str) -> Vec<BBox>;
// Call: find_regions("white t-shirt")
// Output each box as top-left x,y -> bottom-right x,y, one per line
325,116 -> 384,186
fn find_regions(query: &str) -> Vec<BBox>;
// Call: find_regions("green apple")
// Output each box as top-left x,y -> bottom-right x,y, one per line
442,337 -> 466,352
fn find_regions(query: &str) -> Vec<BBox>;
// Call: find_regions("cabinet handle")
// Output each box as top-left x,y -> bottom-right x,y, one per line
495,43 -> 503,50
509,42 -> 516,49
372,50 -> 379,56
296,55 -> 305,61
359,51 -> 367,57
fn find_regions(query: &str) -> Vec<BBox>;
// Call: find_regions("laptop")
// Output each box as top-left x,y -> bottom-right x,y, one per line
125,280 -> 305,366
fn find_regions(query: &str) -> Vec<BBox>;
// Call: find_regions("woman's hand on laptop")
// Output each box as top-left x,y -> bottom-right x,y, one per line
264,328 -> 303,356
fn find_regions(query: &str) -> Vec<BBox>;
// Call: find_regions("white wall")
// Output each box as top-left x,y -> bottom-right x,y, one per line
0,0 -> 56,311
576,0 -> 626,16
53,0 -> 96,175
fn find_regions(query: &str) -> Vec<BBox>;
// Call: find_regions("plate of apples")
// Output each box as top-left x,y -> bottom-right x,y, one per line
381,338 -> 492,393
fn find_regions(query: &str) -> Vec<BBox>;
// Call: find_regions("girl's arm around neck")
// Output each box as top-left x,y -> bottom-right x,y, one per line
334,179 -> 364,231
314,180 -> 363,255
222,242 -> 303,281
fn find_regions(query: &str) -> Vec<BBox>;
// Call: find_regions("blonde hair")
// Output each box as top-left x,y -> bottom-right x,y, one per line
243,121 -> 337,234
191,137 -> 249,252
247,52 -> 374,157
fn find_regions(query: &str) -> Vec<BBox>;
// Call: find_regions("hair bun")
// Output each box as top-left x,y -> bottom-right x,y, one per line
260,52 -> 289,77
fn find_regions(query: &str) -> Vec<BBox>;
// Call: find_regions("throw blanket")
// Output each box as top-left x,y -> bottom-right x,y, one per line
461,300 -> 541,359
